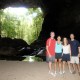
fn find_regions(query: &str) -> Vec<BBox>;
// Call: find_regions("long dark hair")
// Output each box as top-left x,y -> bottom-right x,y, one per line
62,37 -> 69,45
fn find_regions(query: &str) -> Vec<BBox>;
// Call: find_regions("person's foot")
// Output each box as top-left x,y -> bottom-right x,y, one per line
54,71 -> 57,75
69,70 -> 72,74
59,71 -> 62,75
78,72 -> 80,76
49,70 -> 52,74
63,71 -> 65,74
50,72 -> 54,76
49,71 -> 53,75
49,71 -> 56,77
72,71 -> 76,74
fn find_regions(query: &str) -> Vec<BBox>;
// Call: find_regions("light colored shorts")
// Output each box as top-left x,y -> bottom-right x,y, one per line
71,56 -> 79,64
46,56 -> 55,63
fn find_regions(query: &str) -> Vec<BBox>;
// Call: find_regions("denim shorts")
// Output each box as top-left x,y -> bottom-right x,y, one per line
62,54 -> 70,61
55,53 -> 62,59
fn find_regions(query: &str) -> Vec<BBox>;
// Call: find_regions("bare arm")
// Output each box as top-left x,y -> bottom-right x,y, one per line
78,47 -> 80,57
69,44 -> 71,56
46,46 -> 51,57
46,39 -> 51,57
77,41 -> 80,57
62,44 -> 63,56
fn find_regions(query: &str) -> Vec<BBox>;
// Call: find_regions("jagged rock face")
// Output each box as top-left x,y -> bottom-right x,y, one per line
0,0 -> 43,9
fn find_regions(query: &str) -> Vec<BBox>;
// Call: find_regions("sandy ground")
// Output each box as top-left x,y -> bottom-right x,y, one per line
0,60 -> 80,80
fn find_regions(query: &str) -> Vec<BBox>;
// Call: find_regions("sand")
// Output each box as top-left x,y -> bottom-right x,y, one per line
0,60 -> 80,80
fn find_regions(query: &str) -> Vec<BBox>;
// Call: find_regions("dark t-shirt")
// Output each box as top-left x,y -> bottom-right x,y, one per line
69,39 -> 80,56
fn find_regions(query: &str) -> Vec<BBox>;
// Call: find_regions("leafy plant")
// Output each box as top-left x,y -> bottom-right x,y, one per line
0,7 -> 43,45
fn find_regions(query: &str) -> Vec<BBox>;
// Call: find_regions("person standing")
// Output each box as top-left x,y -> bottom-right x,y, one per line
46,32 -> 56,76
55,36 -> 62,75
62,37 -> 72,74
69,34 -> 80,75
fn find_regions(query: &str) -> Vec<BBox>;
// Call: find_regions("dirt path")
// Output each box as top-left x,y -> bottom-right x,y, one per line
0,60 -> 80,80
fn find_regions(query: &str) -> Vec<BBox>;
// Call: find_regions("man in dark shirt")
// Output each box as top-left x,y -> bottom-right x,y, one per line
69,34 -> 80,75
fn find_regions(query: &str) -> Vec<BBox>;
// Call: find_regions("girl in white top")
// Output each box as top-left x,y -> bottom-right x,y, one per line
62,37 -> 72,74
62,44 -> 70,54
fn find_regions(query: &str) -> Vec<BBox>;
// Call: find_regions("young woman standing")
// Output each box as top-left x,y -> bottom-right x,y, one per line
62,37 -> 72,74
55,36 -> 62,75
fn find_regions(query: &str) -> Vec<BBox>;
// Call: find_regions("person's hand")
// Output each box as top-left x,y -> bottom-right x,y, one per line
78,53 -> 80,58
49,54 -> 51,58
70,55 -> 71,59
70,54 -> 71,58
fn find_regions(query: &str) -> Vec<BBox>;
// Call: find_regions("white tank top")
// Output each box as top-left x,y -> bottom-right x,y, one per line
62,44 -> 70,54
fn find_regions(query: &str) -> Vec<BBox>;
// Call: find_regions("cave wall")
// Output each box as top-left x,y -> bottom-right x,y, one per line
0,0 -> 80,40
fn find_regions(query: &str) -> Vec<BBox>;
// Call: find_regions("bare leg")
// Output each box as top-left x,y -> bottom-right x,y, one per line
68,61 -> 72,73
59,59 -> 62,72
71,63 -> 74,72
48,62 -> 55,76
54,59 -> 57,74
77,64 -> 80,72
63,61 -> 65,73
73,64 -> 76,71
72,63 -> 76,74
49,62 -> 52,72
77,64 -> 80,75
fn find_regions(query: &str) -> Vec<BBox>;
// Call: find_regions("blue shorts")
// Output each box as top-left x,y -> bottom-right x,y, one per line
55,53 -> 62,59
62,54 -> 70,61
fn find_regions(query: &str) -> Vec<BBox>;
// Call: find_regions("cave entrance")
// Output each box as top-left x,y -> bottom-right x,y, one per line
0,7 -> 44,45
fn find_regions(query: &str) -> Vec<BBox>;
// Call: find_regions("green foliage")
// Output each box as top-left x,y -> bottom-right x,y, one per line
0,7 -> 43,44
2,16 -> 17,38
0,9 -> 4,36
